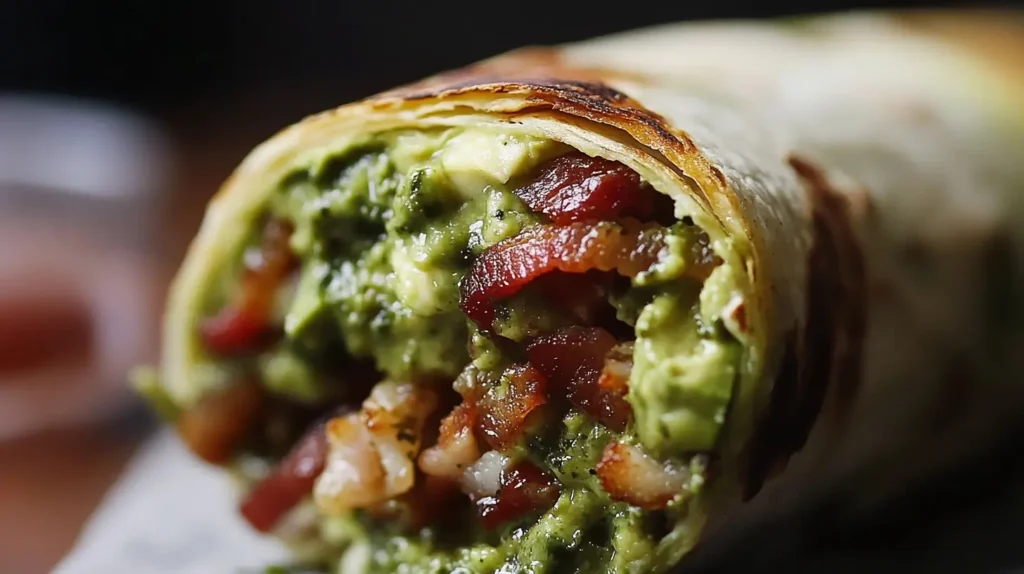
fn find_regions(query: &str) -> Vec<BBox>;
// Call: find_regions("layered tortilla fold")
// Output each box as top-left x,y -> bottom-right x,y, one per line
143,10 -> 1024,574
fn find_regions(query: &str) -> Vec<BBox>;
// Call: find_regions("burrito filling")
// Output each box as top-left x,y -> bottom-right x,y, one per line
151,127 -> 746,573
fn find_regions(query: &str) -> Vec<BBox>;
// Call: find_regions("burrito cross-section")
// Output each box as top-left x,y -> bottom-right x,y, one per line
135,10 -> 1024,574
167,127 -> 757,572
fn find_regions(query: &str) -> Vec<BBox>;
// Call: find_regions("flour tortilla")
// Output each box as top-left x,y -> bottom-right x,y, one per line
159,8 -> 1024,558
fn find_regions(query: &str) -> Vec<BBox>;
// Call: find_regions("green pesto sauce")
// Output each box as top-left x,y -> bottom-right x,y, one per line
270,129 -> 556,382
358,413 -> 704,574
173,126 -> 746,573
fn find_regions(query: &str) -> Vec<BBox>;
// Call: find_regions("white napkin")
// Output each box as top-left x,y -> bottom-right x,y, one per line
54,430 -> 288,574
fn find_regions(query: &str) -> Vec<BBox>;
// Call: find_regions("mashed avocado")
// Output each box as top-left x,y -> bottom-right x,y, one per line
171,126 -> 744,574
629,239 -> 743,455
268,130 -> 555,382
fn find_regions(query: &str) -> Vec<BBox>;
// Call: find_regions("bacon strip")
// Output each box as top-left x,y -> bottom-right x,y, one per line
200,218 -> 296,356
514,152 -> 656,224
389,474 -> 464,532
477,364 -> 548,450
459,219 -> 666,329
533,271 -> 615,326
475,461 -> 561,529
239,419 -> 332,533
418,403 -> 482,479
596,441 -> 688,509
314,382 -> 439,516
527,327 -> 633,432
598,342 -> 634,399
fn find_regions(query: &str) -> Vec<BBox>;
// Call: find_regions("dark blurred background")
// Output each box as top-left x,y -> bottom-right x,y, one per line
0,1 -> 980,114
0,0 -> 1001,153
0,1 -> 1020,573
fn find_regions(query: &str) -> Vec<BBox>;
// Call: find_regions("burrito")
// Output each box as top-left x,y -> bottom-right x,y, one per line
135,10 -> 1024,574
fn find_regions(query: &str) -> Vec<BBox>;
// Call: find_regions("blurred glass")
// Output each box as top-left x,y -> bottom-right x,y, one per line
0,93 -> 174,441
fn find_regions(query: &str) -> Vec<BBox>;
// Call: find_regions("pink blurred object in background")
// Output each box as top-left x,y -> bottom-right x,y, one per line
0,93 -> 173,440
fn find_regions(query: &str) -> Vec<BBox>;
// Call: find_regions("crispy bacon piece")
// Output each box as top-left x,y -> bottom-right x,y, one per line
597,441 -> 688,509
360,381 -> 439,458
314,382 -> 438,516
527,327 -> 633,432
313,413 -> 389,514
199,218 -> 297,356
533,270 -> 615,326
418,403 -> 482,479
176,379 -> 265,464
239,419 -> 332,533
460,219 -> 666,329
389,473 -> 464,532
475,461 -> 561,529
478,364 -> 548,450
514,152 -> 656,224
420,364 -> 547,486
599,342 -> 634,396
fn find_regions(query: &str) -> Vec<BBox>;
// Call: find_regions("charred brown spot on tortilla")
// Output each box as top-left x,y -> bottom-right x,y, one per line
709,165 -> 728,187
379,72 -> 733,238
552,80 -> 633,103
367,53 -> 734,241
790,154 -> 867,422
741,329 -> 799,499
743,155 -> 867,498
374,54 -> 696,158
526,85 -> 688,153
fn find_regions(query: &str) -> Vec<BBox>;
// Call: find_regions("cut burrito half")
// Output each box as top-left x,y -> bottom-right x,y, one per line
135,10 -> 1024,574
